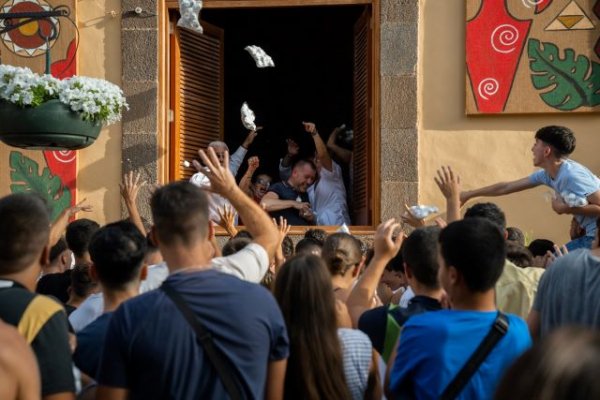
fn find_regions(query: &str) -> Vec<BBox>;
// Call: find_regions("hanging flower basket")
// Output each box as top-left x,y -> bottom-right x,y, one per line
0,65 -> 128,150
0,100 -> 102,150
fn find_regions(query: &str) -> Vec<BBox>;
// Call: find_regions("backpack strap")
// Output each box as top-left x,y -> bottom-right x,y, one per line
161,282 -> 243,400
382,304 -> 401,363
440,312 -> 509,400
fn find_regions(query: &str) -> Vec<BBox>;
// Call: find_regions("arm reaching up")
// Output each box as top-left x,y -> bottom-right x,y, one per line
434,166 -> 461,223
49,200 -> 93,248
346,219 -> 404,328
120,171 -> 146,234
198,148 -> 279,260
303,121 -> 333,171
239,156 -> 259,196
327,125 -> 352,164
460,177 -> 538,205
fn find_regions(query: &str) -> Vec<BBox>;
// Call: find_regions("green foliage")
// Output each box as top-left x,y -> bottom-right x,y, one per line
528,39 -> 600,111
9,151 -> 71,221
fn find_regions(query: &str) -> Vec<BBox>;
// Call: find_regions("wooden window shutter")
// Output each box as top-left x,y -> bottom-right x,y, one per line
170,20 -> 224,181
352,9 -> 372,226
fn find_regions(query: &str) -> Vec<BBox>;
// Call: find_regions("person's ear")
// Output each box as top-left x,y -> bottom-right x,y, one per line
403,262 -> 414,280
503,230 -> 508,240
448,265 -> 460,286
351,264 -> 361,278
39,245 -> 50,268
140,264 -> 148,281
208,220 -> 215,241
90,263 -> 99,281
150,226 -> 159,247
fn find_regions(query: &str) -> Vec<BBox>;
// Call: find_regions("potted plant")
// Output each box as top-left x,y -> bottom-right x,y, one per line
0,65 -> 128,150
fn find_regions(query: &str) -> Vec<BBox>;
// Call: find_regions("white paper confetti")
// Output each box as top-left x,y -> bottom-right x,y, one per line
241,102 -> 257,131
177,0 -> 203,33
244,45 -> 275,68
560,191 -> 588,208
408,205 -> 439,220
183,160 -> 191,168
336,223 -> 351,234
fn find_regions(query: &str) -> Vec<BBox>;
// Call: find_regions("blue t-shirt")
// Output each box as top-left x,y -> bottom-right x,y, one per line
529,159 -> 600,238
389,310 -> 531,400
73,312 -> 113,379
96,269 -> 289,400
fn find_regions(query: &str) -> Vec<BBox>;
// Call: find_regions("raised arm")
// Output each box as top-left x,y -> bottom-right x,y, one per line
198,148 -> 279,258
239,156 -> 259,196
434,166 -> 462,223
49,200 -> 92,248
346,219 -> 404,328
119,171 -> 146,234
460,177 -> 538,205
303,121 -> 332,171
229,127 -> 261,176
327,126 -> 352,164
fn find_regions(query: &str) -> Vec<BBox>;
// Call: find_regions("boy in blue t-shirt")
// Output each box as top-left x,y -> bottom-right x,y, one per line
460,126 -> 600,250
388,218 -> 531,400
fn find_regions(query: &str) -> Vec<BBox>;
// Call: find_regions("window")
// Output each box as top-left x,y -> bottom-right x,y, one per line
165,0 -> 380,231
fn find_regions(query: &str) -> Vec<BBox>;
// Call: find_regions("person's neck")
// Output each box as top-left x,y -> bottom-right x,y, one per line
41,264 -> 62,275
285,178 -> 299,192
0,266 -> 40,292
66,295 -> 86,308
543,158 -> 565,180
411,282 -> 445,302
102,286 -> 139,313
449,289 -> 496,312
161,242 -> 214,273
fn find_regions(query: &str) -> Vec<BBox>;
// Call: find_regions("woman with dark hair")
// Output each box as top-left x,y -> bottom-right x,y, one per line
322,233 -> 366,303
495,327 -> 600,400
274,255 -> 380,400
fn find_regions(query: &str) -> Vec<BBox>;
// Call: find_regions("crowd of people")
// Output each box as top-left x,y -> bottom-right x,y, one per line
1,125 -> 600,400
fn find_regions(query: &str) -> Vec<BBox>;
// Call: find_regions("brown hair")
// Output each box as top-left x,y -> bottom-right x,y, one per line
274,255 -> 350,400
322,233 -> 362,277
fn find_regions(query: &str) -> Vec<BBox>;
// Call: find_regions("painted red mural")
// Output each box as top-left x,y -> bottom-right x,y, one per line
466,0 -> 532,113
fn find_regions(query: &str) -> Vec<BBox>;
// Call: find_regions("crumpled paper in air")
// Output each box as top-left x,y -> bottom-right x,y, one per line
245,45 -> 275,68
178,0 -> 203,33
408,205 -> 439,220
241,102 -> 257,131
560,191 -> 588,208
337,223 -> 351,234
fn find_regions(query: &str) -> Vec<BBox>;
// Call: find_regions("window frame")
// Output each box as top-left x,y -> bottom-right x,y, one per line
159,0 -> 381,235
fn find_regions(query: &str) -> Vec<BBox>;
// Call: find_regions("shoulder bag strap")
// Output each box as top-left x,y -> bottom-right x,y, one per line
440,312 -> 509,400
161,282 -> 243,400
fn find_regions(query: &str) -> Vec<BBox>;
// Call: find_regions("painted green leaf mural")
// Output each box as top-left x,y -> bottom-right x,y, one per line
528,39 -> 600,111
9,151 -> 71,221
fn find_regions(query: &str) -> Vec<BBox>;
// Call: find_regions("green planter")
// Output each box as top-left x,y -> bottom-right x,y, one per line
0,100 -> 102,150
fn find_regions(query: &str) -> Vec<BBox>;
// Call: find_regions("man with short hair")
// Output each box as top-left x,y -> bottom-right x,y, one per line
354,227 -> 444,362
36,238 -> 73,304
0,193 -> 75,400
389,218 -> 531,399
65,219 -> 100,265
190,129 -> 259,223
73,221 -> 147,379
528,217 -> 600,339
96,148 -> 288,400
461,125 -> 600,250
261,158 -> 317,225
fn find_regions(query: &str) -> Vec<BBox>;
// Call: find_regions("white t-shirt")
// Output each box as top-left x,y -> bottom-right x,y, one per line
308,161 -> 351,226
68,243 -> 269,332
398,286 -> 415,308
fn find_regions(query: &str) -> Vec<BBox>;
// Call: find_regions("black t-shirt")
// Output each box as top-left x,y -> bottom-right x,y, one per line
36,270 -> 71,304
0,279 -> 75,396
267,182 -> 310,225
358,295 -> 442,355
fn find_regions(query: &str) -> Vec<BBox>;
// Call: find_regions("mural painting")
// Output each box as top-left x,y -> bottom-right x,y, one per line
0,0 -> 77,219
466,0 -> 600,114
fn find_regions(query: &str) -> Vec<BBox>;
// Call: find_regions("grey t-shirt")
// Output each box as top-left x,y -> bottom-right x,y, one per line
533,249 -> 600,337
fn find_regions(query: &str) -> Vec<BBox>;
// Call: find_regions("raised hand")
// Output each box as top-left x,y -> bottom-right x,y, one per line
434,166 -> 461,200
302,121 -> 317,135
373,219 -> 404,262
247,156 -> 260,171
401,204 -> 426,228
120,171 -> 146,205
286,138 -> 299,156
196,147 -> 237,195
242,127 -> 262,148
217,205 -> 238,237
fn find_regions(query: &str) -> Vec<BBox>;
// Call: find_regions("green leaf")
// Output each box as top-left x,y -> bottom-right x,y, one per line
528,39 -> 600,111
9,151 -> 71,221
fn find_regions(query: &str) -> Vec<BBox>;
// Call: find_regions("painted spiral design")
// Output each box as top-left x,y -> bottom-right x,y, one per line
477,78 -> 499,100
490,24 -> 519,54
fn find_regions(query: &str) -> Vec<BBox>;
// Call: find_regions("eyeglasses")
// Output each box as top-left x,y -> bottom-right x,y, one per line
256,178 -> 271,187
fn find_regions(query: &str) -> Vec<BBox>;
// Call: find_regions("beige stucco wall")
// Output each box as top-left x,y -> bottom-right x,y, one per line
76,0 -> 123,224
418,0 -> 600,245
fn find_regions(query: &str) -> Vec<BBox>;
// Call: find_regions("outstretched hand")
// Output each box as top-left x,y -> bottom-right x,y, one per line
120,171 -> 146,204
217,205 -> 238,237
373,219 -> 404,262
195,147 -> 237,196
435,166 -> 461,200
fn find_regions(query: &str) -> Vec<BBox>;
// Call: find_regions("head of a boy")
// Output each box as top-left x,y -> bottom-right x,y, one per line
532,126 -> 576,166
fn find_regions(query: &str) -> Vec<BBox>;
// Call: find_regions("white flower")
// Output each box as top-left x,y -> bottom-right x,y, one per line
0,65 -> 127,126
